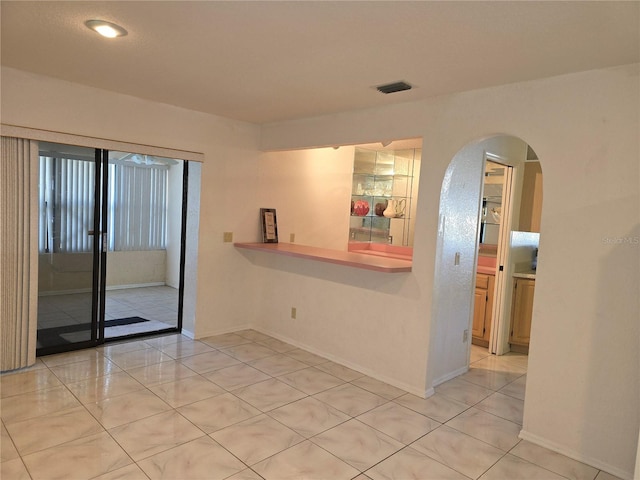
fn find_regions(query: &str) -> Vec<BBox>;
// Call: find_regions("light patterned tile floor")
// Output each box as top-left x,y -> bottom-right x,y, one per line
1,336 -> 618,480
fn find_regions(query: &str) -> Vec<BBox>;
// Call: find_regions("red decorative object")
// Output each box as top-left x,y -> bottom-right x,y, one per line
353,200 -> 370,216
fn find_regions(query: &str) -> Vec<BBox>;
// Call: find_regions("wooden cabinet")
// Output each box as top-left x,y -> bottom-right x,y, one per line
519,161 -> 543,232
472,273 -> 495,346
509,277 -> 536,350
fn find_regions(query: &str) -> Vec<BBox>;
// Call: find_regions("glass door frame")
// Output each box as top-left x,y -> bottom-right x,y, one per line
36,146 -> 186,356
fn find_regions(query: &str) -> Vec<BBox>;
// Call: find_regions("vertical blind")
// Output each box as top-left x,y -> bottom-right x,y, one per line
108,163 -> 168,251
1,136 -> 38,371
38,156 -> 168,253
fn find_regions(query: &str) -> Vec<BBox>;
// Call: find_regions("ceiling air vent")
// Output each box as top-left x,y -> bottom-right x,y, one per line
376,81 -> 412,94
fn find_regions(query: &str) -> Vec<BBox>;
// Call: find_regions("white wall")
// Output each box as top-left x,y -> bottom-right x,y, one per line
257,147 -> 355,250
260,65 -> 640,478
1,66 -> 264,339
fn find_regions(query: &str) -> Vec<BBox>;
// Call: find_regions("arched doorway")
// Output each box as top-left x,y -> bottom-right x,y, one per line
428,134 -> 542,386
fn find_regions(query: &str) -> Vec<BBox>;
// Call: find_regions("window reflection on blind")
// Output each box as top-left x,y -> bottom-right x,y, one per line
38,157 -> 167,253
38,156 -> 95,253
108,164 -> 167,251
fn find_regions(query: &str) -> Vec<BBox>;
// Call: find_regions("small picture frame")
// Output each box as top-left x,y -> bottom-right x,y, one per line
260,208 -> 278,243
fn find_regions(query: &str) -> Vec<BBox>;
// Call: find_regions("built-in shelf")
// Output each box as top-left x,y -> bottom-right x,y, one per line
234,242 -> 412,273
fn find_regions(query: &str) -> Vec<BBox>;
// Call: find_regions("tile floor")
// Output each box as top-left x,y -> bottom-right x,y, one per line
1,332 -> 619,480
37,286 -> 179,347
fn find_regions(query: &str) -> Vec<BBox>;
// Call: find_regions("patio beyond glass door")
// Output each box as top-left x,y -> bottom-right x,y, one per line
103,152 -> 183,339
36,142 -> 184,356
36,143 -> 104,354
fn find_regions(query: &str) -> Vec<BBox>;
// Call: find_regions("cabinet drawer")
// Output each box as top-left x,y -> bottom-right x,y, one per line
475,274 -> 489,290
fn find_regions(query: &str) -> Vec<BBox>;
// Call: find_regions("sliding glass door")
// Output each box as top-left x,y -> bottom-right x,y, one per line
103,152 -> 183,339
36,143 -> 103,353
36,142 -> 185,356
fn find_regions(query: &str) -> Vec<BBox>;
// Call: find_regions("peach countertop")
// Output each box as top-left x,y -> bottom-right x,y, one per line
477,265 -> 497,275
234,242 -> 412,273
477,254 -> 497,275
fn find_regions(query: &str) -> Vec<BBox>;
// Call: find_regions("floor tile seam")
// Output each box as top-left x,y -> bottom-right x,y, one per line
432,387 -> 493,409
15,422 -> 109,459
85,384 -> 175,430
360,443 -> 474,480
47,361 -> 125,386
281,350 -> 332,366
390,396 -> 473,425
1,383 -> 92,428
505,442 -> 598,480
1,419 -> 28,462
345,379 -> 407,402
12,456 -> 34,479
200,432 -> 258,476
439,418 -> 519,454
499,451 -> 581,480
353,409 -> 441,446
454,375 -> 504,392
405,422 -> 514,479
89,428 -> 141,477
119,429 -> 211,466
115,355 -> 181,373
472,402 -> 523,426
495,389 -> 526,402
443,404 -> 523,432
214,425 -> 309,468
271,415 -> 352,442
1,381 -> 95,425
305,432 -> 384,474
40,354 -> 109,369
312,388 -> 392,418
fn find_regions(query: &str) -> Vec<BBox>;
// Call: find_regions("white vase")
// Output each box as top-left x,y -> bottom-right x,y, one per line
383,199 -> 406,218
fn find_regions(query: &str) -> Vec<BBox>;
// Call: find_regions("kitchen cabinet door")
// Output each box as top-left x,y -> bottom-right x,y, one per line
510,278 -> 536,346
472,288 -> 488,339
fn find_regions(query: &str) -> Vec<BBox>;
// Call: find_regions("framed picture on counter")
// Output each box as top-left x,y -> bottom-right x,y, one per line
260,208 -> 278,243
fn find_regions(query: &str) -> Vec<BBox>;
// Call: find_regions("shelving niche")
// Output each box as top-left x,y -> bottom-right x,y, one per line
349,147 -> 420,247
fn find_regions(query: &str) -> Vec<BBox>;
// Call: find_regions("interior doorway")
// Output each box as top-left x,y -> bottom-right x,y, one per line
474,147 -> 542,357
36,141 -> 187,355
429,134 -> 542,388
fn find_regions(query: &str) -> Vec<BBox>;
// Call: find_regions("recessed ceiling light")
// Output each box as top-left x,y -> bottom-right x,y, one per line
85,20 -> 128,38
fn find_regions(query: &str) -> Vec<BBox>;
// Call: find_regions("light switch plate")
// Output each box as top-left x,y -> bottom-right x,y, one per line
223,232 -> 233,243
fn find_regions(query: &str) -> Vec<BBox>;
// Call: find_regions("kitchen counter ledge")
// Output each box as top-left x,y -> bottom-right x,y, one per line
234,242 -> 412,273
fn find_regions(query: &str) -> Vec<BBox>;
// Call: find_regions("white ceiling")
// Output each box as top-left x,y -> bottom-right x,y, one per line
1,1 -> 638,125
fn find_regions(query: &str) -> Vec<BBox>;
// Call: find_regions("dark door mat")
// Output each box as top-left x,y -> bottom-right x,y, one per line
37,317 -> 149,348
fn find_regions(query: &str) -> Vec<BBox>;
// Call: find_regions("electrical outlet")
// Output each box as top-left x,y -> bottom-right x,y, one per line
291,307 -> 297,319
289,233 -> 295,243
463,329 -> 468,342
223,232 -> 233,243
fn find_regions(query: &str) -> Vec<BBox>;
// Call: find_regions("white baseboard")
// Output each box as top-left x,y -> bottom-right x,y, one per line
194,324 -> 252,340
253,326 -> 428,398
180,328 -> 195,339
432,365 -> 470,387
518,429 -> 633,480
